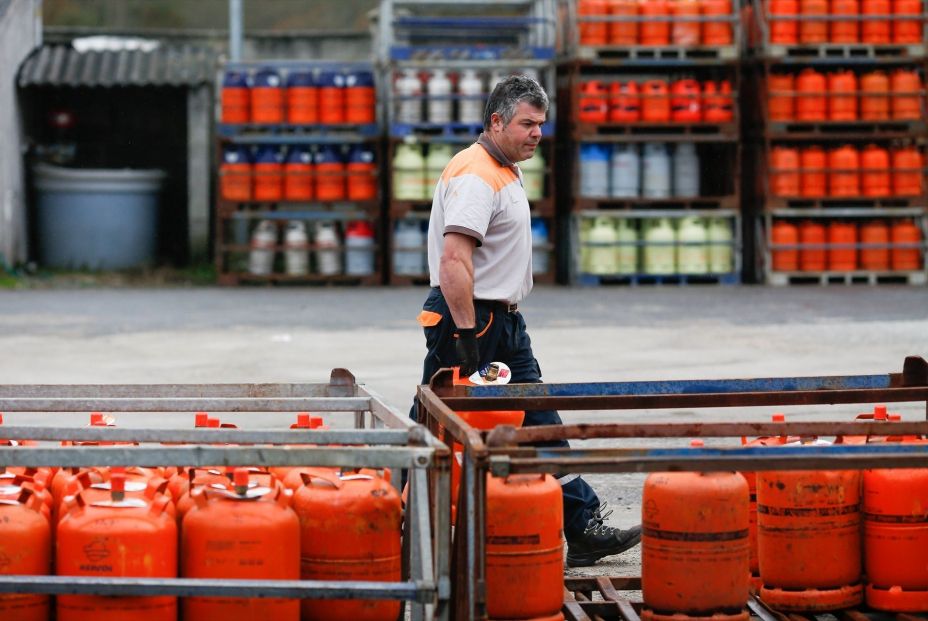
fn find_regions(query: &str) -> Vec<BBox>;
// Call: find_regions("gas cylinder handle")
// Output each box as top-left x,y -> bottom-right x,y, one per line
149,494 -> 171,517
299,470 -> 342,489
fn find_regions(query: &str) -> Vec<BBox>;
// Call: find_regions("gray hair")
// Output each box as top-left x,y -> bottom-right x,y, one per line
483,74 -> 549,130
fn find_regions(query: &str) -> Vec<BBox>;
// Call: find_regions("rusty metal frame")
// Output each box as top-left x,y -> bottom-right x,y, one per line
416,355 -> 928,621
0,369 -> 451,621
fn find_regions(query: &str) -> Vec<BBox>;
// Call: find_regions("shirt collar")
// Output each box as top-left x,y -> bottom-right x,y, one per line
477,132 -> 515,168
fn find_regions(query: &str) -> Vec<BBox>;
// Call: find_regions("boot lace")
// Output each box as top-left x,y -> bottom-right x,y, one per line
585,502 -> 616,536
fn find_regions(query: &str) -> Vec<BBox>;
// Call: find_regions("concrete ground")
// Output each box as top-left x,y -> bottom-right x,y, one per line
1,284 -> 926,575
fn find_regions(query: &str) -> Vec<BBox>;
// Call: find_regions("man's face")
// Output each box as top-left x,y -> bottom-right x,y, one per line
489,101 -> 546,163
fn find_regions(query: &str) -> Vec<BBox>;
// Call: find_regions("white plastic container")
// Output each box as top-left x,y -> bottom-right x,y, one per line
396,69 -> 423,124
345,220 -> 376,276
580,143 -> 611,197
393,143 -> 427,200
393,219 -> 426,275
642,143 -> 671,199
248,220 -> 277,276
677,216 -> 709,274
520,149 -> 546,201
458,69 -> 485,125
427,69 -> 453,125
425,144 -> 455,196
587,216 -> 620,274
673,142 -> 700,198
314,221 -> 341,275
283,220 -> 309,276
611,144 -> 640,198
643,217 -> 676,274
707,217 -> 734,273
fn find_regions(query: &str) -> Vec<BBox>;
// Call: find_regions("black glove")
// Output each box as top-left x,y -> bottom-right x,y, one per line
455,328 -> 480,377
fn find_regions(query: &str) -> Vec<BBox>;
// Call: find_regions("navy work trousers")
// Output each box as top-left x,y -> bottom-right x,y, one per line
410,287 -> 600,539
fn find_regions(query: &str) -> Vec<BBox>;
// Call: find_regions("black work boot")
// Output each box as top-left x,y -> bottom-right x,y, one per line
565,503 -> 642,568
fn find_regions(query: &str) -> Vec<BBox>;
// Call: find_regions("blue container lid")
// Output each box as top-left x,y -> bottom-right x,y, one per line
223,145 -> 251,164
318,71 -> 345,88
580,143 -> 611,161
254,145 -> 282,164
345,71 -> 374,88
531,218 -> 548,236
286,146 -> 313,164
314,144 -> 344,164
286,71 -> 315,88
347,145 -> 375,164
253,67 -> 282,88
222,70 -> 249,88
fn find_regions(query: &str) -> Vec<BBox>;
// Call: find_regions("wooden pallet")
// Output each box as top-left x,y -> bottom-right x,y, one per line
766,270 -> 927,286
578,44 -> 739,62
763,42 -> 927,59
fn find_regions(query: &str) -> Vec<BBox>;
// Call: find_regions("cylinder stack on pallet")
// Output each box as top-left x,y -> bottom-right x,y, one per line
215,61 -> 383,286
749,4 -> 928,285
567,0 -> 743,285
377,0 -> 559,285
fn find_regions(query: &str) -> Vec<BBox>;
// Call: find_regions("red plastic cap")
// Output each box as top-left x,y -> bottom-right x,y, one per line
690,439 -> 705,448
772,413 -> 786,422
90,412 -> 105,426
310,416 -> 324,428
110,473 -> 126,493
874,405 -> 888,420
195,412 -> 209,427
0,413 -> 4,425
888,414 -> 902,422
207,418 -> 220,428
296,413 -> 311,428
233,468 -> 250,488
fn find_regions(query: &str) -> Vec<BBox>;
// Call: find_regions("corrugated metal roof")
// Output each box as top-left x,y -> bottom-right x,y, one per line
17,43 -> 217,88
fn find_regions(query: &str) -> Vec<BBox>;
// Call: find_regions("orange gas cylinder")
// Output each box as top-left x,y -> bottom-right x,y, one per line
863,440 -> 928,612
757,467 -> 863,611
641,80 -> 672,122
344,71 -> 376,125
671,79 -> 702,122
796,68 -> 827,121
860,70 -> 890,120
860,220 -> 890,270
640,0 -> 672,45
293,470 -> 401,621
704,80 -> 735,122
828,144 -> 860,197
253,146 -> 284,202
771,146 -> 800,196
182,469 -> 299,621
673,0 -> 702,45
609,81 -> 641,122
772,220 -> 800,271
221,71 -> 250,124
610,0 -> 640,44
800,146 -> 827,197
57,474 -> 177,621
284,146 -> 314,201
0,488 -> 51,621
892,146 -> 923,196
769,0 -> 799,43
318,71 -> 346,125
799,0 -> 829,42
891,219 -> 922,270
641,466 -> 750,621
286,70 -> 318,125
828,220 -> 858,271
799,220 -> 827,271
172,468 -> 234,519
220,146 -> 252,202
768,74 -> 796,121
60,469 -> 173,525
250,67 -> 284,124
579,80 -> 609,123
486,474 -> 564,620
861,144 -> 891,197
861,0 -> 891,42
828,70 -> 858,121
703,0 -> 735,45
740,414 -> 792,581
892,0 -> 923,43
314,145 -> 347,201
578,0 -> 611,45
346,145 -> 378,201
891,69 -> 922,120
830,0 -> 860,42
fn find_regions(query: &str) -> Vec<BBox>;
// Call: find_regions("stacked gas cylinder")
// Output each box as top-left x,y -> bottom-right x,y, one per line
0,412 -> 402,621
639,404 -> 928,620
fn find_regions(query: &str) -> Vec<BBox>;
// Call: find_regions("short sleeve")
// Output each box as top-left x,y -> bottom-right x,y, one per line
442,174 -> 495,243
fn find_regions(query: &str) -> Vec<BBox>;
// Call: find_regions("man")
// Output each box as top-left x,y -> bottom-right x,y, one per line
411,74 -> 641,567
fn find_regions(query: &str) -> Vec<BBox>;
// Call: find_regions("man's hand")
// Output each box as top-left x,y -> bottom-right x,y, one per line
455,328 -> 480,377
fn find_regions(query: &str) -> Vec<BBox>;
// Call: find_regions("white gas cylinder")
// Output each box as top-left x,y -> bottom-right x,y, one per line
314,221 -> 341,276
531,218 -> 550,274
427,69 -> 453,125
616,218 -> 639,274
642,143 -> 671,198
673,142 -> 700,197
707,217 -> 734,273
611,144 -> 641,198
643,217 -> 677,274
520,149 -> 546,201
580,143 -> 611,197
425,144 -> 455,195
396,69 -> 423,124
248,220 -> 277,276
345,220 -> 376,276
458,69 -> 485,125
587,216 -> 620,274
677,216 -> 709,274
283,220 -> 309,276
393,143 -> 427,200
393,219 -> 426,275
